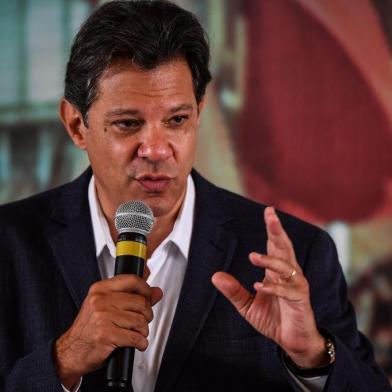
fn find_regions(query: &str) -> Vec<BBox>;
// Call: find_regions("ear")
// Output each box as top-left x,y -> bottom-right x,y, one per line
59,98 -> 88,150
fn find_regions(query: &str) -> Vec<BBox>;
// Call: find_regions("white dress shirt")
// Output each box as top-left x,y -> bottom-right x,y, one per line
62,174 -> 326,392
89,174 -> 194,392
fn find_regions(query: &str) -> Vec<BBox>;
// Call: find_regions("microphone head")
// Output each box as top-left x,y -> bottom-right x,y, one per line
115,200 -> 154,236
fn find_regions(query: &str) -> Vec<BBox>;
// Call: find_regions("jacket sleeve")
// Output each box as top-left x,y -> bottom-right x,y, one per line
0,231 -> 65,391
303,229 -> 391,391
1,339 -> 64,392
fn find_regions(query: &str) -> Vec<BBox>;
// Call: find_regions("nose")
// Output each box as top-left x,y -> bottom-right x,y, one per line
137,125 -> 173,162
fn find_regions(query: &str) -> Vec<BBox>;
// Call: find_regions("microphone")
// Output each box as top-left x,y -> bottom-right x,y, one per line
106,200 -> 154,390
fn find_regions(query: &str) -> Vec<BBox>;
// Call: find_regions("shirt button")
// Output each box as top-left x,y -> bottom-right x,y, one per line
138,361 -> 146,371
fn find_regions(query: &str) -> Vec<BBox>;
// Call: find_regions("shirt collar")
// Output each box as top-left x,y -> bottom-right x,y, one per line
88,176 -> 116,258
168,175 -> 195,259
88,175 -> 195,260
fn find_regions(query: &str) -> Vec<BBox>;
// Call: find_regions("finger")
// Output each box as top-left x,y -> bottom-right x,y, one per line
105,326 -> 149,352
111,288 -> 162,309
89,275 -> 152,299
211,272 -> 253,317
254,281 -> 304,302
264,207 -> 296,260
264,207 -> 291,247
264,206 -> 287,236
110,310 -> 149,337
108,287 -> 162,311
249,252 -> 299,280
105,292 -> 155,322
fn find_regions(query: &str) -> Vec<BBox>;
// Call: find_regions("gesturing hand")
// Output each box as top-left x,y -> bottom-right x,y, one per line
54,273 -> 163,389
212,206 -> 328,368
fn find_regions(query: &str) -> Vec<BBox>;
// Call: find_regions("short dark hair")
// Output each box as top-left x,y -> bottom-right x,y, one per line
64,0 -> 212,125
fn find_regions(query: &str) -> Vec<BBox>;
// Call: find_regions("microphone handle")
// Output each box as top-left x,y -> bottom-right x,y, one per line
106,232 -> 146,391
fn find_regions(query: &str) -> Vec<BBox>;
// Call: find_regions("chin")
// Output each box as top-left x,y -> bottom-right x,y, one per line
144,198 -> 172,218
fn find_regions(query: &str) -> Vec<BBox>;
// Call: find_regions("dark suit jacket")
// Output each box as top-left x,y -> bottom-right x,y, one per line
0,169 -> 389,391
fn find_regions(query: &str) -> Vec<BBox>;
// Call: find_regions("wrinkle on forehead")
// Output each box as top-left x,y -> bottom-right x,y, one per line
91,58 -> 197,117
98,57 -> 191,96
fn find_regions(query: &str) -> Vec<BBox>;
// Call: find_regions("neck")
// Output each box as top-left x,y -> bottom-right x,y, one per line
145,214 -> 176,258
97,188 -> 187,259
106,211 -> 175,258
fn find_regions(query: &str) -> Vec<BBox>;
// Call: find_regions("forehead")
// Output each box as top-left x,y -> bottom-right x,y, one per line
95,58 -> 196,108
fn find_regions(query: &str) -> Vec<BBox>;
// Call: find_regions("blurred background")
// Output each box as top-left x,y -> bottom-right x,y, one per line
1,0 -> 392,383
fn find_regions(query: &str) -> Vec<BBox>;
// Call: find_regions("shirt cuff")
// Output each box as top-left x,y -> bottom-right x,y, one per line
286,364 -> 327,392
61,377 -> 82,392
281,350 -> 329,392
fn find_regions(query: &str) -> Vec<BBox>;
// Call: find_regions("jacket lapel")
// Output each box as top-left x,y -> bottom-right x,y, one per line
155,171 -> 238,392
46,169 -> 100,310
44,168 -> 239,390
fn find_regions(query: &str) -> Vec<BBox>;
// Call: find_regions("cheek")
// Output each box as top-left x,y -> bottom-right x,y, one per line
177,124 -> 197,148
185,130 -> 197,156
177,136 -> 197,167
87,132 -> 133,159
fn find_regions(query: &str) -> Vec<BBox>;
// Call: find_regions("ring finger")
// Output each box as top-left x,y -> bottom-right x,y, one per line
249,252 -> 299,282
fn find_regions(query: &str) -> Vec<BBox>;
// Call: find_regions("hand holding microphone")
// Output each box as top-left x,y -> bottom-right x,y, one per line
54,201 -> 162,391
106,201 -> 156,390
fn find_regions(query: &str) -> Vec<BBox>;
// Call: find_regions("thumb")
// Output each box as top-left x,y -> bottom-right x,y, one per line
150,286 -> 163,306
143,263 -> 151,281
211,272 -> 253,317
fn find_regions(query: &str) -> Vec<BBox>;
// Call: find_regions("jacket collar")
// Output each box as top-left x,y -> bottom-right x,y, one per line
47,167 -> 100,309
155,169 -> 238,392
46,168 -> 239,391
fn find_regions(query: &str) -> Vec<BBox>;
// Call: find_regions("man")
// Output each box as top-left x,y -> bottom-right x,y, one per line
0,1 -> 389,391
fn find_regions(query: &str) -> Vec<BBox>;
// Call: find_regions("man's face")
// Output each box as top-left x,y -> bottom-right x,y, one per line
77,58 -> 203,218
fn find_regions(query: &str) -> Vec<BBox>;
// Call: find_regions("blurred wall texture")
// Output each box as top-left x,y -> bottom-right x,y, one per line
1,0 -> 392,383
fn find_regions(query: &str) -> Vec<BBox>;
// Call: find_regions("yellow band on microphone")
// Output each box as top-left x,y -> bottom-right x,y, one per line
116,240 -> 147,258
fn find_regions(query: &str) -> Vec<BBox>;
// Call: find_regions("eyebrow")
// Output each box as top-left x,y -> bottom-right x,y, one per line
105,104 -> 194,118
168,104 -> 194,113
105,109 -> 141,118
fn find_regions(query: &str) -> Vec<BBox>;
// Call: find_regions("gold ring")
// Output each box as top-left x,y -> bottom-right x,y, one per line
287,268 -> 296,280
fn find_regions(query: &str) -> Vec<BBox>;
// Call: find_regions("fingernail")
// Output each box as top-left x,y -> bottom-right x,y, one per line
254,282 -> 264,290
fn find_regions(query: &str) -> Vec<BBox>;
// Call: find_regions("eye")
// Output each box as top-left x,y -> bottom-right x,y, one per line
166,115 -> 189,127
113,119 -> 144,131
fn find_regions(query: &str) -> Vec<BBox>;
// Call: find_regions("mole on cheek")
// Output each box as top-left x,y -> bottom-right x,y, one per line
104,127 -> 108,133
